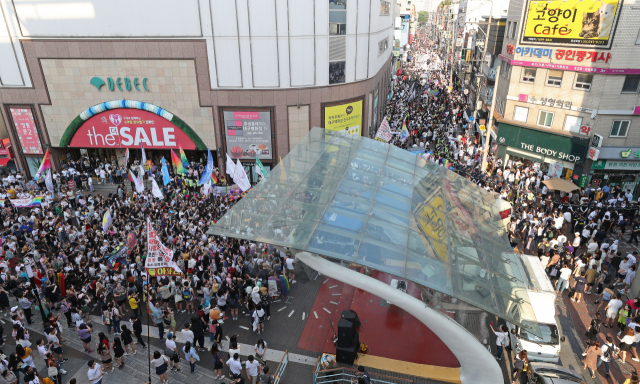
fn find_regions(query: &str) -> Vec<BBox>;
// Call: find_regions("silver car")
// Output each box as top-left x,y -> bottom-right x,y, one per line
526,362 -> 587,384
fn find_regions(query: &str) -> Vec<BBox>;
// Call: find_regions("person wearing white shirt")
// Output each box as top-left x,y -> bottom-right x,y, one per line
226,353 -> 243,377
87,360 -> 104,384
245,355 -> 260,383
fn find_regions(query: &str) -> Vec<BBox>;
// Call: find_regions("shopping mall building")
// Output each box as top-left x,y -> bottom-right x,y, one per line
0,0 -> 395,180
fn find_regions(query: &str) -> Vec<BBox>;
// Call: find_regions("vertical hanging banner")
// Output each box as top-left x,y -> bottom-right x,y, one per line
145,219 -> 182,277
9,108 -> 43,154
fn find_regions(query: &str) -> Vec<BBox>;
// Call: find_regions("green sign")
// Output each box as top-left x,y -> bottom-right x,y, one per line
496,123 -> 589,165
591,159 -> 640,170
620,149 -> 640,158
579,175 -> 588,188
90,77 -> 149,92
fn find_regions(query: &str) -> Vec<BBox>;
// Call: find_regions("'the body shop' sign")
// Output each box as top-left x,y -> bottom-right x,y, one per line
70,109 -> 196,149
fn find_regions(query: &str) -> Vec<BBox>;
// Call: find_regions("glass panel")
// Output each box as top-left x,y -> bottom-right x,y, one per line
209,126 -> 542,337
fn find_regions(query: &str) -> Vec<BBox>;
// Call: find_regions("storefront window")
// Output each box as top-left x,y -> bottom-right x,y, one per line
25,157 -> 42,179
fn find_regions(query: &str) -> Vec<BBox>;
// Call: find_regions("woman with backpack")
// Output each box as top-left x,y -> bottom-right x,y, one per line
489,323 -> 509,361
182,341 -> 200,373
182,282 -> 195,314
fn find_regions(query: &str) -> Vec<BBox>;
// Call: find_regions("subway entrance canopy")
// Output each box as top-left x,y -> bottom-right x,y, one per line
209,127 -> 540,336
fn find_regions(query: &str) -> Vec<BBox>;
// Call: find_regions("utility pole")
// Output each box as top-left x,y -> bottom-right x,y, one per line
449,13 -> 457,87
481,61 -> 500,172
471,1 -> 493,134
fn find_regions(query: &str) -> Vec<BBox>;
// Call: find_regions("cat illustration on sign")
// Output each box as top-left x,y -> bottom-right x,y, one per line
579,2 -> 616,39
598,2 -> 615,38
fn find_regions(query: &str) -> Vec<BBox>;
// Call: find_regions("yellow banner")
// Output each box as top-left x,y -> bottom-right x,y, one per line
324,100 -> 363,136
521,0 -> 621,48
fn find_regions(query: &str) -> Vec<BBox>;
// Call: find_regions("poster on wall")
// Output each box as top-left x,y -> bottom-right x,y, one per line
9,108 -> 43,155
548,162 -> 564,178
223,111 -> 272,160
520,0 -> 622,49
324,100 -> 363,136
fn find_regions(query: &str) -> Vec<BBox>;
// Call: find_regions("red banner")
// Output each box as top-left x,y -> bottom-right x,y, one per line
10,108 -> 43,155
70,109 -> 196,149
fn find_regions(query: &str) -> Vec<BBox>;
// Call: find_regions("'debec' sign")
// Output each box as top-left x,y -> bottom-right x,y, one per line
90,76 -> 149,92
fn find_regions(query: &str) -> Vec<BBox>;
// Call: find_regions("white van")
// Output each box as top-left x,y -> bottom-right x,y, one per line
506,255 -> 565,363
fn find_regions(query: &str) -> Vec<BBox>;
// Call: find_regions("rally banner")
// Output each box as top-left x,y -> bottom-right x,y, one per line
375,118 -> 393,143
145,219 -> 182,277
0,196 -> 44,208
105,232 -> 137,268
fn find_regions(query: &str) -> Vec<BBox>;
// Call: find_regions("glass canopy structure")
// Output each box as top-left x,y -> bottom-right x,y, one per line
209,127 -> 540,335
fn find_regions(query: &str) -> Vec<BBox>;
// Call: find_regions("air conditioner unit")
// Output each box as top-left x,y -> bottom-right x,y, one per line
591,134 -> 603,148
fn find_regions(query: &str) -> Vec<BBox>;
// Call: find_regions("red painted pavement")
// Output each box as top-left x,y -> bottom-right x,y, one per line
297,269 -> 459,368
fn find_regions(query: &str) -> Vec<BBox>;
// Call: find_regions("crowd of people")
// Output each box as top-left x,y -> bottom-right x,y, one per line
0,25 -> 638,384
382,29 -> 640,383
0,152 -> 309,384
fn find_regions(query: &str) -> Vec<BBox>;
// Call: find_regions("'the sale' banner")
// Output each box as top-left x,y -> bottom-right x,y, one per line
145,219 -> 182,277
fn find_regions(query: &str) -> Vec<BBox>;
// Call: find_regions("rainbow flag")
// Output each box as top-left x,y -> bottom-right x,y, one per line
178,139 -> 189,168
34,149 -> 51,180
400,121 -> 409,143
0,196 -> 43,208
124,148 -> 130,165
211,173 -> 218,184
127,170 -> 135,183
279,275 -> 290,295
171,149 -> 187,174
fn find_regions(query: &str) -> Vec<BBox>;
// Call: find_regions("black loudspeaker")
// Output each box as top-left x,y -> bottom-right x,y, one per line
336,334 -> 359,365
341,310 -> 361,329
337,319 -> 355,347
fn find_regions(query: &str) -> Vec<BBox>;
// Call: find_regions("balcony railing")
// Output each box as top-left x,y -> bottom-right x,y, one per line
480,85 -> 494,104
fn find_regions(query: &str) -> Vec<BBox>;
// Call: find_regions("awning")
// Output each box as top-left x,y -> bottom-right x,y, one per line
543,178 -> 579,193
0,158 -> 13,167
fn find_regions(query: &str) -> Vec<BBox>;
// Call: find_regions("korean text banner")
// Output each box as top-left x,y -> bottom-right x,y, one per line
223,111 -> 273,160
145,219 -> 182,277
324,100 -> 363,136
520,0 -> 622,49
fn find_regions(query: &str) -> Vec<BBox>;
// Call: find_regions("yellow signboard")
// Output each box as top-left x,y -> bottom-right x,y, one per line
324,100 -> 363,136
521,0 -> 622,48
414,196 -> 449,263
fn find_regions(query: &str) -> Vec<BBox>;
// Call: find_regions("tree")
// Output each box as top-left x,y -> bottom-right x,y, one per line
418,11 -> 429,23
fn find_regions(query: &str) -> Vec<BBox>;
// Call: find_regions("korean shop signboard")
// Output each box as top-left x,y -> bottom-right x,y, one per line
497,123 -> 589,164
324,99 -> 364,136
520,0 -> 622,49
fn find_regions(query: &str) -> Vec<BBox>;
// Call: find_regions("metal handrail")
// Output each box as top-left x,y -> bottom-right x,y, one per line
313,367 -> 414,384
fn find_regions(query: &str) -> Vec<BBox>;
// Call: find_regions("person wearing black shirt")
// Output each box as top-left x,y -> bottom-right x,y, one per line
610,252 -> 623,281
629,221 -> 640,245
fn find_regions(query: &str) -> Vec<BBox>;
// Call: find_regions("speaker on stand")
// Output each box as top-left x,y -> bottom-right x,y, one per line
336,316 -> 360,365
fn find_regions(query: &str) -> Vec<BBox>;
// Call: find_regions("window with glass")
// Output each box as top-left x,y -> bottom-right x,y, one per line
329,0 -> 347,35
563,115 -> 582,133
622,75 -> 640,93
610,120 -> 630,137
378,38 -> 389,55
521,68 -> 536,83
537,111 -> 554,128
500,62 -> 511,79
637,28 -> 640,45
329,61 -> 346,84
573,74 -> 593,91
380,0 -> 390,15
546,70 -> 563,87
514,106 -> 529,122
510,22 -> 517,38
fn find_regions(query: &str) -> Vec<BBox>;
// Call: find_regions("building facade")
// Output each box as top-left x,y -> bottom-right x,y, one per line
494,0 -> 640,194
0,0 -> 394,179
